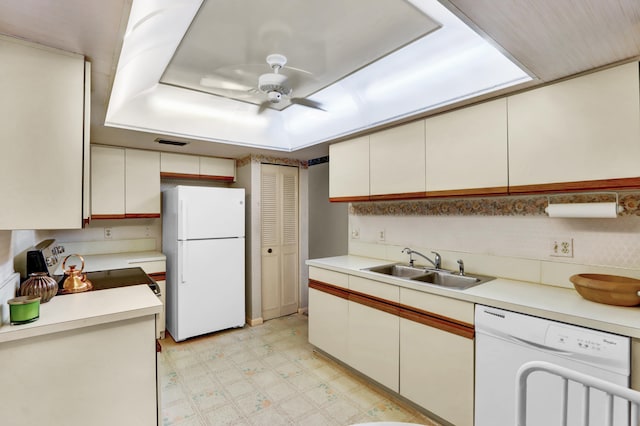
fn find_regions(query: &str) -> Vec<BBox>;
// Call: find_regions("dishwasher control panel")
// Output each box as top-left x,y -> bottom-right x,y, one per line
546,324 -> 627,358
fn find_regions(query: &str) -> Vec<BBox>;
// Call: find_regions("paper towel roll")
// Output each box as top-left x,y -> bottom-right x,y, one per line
545,202 -> 620,218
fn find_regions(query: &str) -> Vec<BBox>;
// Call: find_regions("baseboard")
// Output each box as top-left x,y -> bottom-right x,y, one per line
247,317 -> 264,326
297,307 -> 308,315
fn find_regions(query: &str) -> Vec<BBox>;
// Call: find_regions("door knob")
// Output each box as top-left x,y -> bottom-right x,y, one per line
267,248 -> 272,253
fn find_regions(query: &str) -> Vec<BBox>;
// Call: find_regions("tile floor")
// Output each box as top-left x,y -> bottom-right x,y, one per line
159,313 -> 441,426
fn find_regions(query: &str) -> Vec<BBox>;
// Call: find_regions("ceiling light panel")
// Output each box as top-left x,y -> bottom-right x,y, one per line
160,0 -> 441,111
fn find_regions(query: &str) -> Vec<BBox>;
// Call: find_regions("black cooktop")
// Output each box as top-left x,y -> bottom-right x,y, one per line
53,267 -> 160,296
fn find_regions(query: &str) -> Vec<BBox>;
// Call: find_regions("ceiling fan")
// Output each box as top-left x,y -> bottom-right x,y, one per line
200,53 -> 325,114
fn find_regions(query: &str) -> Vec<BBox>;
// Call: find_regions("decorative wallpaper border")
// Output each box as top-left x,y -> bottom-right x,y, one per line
236,155 -> 308,168
350,192 -> 640,217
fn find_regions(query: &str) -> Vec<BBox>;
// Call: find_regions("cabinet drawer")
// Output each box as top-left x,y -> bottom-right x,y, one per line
400,287 -> 474,324
349,276 -> 399,302
308,267 -> 348,288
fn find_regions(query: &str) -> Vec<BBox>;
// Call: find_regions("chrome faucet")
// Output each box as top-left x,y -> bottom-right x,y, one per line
457,259 -> 465,276
402,247 -> 441,269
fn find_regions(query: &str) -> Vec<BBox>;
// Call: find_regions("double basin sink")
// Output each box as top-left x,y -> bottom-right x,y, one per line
363,263 -> 495,290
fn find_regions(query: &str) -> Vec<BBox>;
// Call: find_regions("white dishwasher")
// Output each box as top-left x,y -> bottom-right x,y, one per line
475,305 -> 630,426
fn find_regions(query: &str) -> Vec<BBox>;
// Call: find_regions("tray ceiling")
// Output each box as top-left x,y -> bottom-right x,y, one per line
105,0 -> 532,152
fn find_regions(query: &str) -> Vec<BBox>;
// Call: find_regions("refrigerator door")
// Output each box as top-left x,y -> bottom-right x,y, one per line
177,186 -> 245,240
174,238 -> 245,341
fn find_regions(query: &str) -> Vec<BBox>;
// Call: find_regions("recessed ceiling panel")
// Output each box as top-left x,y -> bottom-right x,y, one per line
160,0 -> 441,110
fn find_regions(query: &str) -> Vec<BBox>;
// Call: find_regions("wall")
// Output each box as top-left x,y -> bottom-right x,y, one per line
308,161 -> 348,259
1,230 -> 42,297
233,160 -> 261,324
348,193 -> 640,287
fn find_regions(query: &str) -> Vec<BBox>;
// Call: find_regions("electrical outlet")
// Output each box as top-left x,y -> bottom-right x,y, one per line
145,226 -> 150,237
351,228 -> 360,239
104,227 -> 112,240
550,238 -> 573,257
378,229 -> 386,242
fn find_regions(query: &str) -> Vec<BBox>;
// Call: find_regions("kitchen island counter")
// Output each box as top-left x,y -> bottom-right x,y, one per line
0,284 -> 162,343
307,255 -> 640,338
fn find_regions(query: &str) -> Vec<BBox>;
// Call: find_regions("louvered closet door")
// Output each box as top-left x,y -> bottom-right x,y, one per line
261,164 -> 299,321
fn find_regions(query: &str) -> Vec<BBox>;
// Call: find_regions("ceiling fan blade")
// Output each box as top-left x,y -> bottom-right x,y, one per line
199,75 -> 254,92
289,97 -> 325,111
257,101 -> 271,114
284,65 -> 313,75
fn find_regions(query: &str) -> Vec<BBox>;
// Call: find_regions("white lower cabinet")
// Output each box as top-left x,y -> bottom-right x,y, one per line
308,288 -> 348,361
0,316 -> 157,426
348,300 -> 399,391
400,318 -> 474,426
308,267 -> 475,424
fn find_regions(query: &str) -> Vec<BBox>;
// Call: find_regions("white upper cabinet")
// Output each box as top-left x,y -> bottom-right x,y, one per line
508,62 -> 640,188
199,156 -> 235,180
91,146 -> 125,216
91,146 -> 160,217
370,120 -> 426,197
160,152 -> 235,181
0,35 -> 85,229
425,99 -> 508,194
125,149 -> 160,215
160,152 -> 199,175
329,136 -> 370,199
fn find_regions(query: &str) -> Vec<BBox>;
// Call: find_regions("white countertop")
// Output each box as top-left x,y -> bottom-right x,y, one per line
0,285 -> 162,344
307,255 -> 640,339
54,250 -> 166,274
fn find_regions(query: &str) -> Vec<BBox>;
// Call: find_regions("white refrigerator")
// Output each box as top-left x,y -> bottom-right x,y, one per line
162,186 -> 245,342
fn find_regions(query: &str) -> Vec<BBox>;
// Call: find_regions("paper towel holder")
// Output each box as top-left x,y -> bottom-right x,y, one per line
545,192 -> 624,218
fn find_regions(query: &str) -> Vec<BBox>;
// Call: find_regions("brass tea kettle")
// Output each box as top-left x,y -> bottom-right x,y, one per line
61,254 -> 93,293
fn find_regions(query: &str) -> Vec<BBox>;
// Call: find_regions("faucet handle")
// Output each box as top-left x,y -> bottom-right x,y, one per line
431,251 -> 441,269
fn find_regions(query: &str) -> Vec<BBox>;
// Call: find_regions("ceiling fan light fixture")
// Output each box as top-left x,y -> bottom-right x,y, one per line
258,72 -> 289,94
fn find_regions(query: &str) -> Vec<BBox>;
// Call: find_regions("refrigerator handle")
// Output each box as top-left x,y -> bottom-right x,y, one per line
180,241 -> 187,284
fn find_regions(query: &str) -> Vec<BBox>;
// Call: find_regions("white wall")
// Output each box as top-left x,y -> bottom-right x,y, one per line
348,212 -> 640,289
350,214 -> 640,269
233,161 -> 261,323
308,162 -> 348,259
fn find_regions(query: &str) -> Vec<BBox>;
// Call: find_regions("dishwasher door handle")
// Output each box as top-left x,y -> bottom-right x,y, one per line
510,335 -> 574,357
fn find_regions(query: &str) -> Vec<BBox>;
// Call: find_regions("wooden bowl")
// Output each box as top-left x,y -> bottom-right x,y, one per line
569,274 -> 640,306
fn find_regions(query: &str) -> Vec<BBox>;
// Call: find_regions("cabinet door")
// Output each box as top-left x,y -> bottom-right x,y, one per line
0,36 -> 85,229
508,62 -> 640,188
308,288 -> 348,360
348,300 -> 400,392
400,318 -> 474,426
329,136 -> 370,200
426,99 -> 508,194
370,120 -> 425,197
125,149 -> 160,215
199,156 -> 235,180
160,152 -> 199,176
91,146 -> 125,217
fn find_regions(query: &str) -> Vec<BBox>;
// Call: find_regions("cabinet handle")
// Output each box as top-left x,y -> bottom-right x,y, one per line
267,248 -> 272,253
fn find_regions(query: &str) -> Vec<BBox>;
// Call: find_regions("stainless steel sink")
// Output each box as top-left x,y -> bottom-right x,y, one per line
365,264 -> 427,279
363,263 -> 494,290
411,270 -> 493,290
